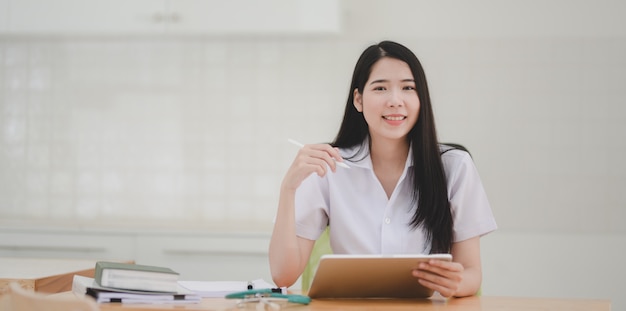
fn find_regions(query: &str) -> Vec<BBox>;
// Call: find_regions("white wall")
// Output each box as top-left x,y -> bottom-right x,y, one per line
0,0 -> 624,309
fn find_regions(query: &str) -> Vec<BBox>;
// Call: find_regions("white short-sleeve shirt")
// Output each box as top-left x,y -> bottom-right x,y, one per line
294,143 -> 497,254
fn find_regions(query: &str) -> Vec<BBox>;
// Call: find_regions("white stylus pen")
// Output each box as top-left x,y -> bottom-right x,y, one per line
287,139 -> 350,169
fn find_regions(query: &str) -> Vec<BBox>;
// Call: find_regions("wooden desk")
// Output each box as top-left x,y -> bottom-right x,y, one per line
0,257 -> 132,294
90,295 -> 610,311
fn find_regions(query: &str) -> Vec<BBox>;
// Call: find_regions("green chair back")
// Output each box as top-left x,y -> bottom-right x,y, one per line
301,227 -> 332,293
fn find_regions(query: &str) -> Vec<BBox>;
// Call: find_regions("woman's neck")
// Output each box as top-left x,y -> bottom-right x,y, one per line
369,137 -> 410,199
369,138 -> 410,170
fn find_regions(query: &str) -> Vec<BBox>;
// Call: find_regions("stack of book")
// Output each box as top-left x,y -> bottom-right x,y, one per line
72,261 -> 200,304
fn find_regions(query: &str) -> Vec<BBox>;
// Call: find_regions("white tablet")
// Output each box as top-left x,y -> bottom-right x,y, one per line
307,253 -> 452,299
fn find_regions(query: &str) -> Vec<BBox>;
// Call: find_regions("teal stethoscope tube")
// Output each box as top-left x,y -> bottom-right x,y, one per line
225,288 -> 311,305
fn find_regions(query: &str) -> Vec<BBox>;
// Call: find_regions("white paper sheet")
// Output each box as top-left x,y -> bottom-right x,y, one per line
178,279 -> 277,298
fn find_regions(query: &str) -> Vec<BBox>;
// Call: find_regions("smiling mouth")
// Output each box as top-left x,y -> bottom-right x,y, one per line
383,116 -> 406,121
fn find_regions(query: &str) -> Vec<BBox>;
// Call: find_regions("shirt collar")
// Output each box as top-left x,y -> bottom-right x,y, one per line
340,139 -> 414,171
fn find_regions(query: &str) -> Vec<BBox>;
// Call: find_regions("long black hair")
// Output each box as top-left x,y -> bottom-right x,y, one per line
332,41 -> 453,254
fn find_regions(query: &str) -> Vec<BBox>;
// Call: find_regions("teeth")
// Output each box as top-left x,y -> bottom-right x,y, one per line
384,116 -> 405,121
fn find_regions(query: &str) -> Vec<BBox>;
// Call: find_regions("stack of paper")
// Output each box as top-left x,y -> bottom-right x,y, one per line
73,275 -> 201,304
178,279 -> 278,298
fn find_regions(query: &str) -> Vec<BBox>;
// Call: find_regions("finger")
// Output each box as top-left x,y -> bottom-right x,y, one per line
296,155 -> 329,177
329,146 -> 345,163
418,261 -> 463,278
413,269 -> 458,297
309,160 -> 329,177
306,144 -> 344,164
412,269 -> 454,287
417,278 -> 455,298
416,267 -> 462,287
289,154 -> 328,179
307,149 -> 338,172
302,147 -> 342,172
426,259 -> 464,272
323,146 -> 349,169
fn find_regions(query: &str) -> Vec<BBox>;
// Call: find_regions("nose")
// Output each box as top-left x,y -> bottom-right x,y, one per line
387,89 -> 404,107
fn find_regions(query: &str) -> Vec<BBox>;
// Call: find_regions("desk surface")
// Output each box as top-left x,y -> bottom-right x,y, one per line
0,257 -> 98,293
0,257 -> 134,293
90,295 -> 610,311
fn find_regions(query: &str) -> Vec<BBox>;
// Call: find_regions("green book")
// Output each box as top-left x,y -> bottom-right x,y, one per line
94,261 -> 180,293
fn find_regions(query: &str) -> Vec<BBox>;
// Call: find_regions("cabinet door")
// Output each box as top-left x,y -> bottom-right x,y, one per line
135,234 -> 272,282
0,230 -> 135,261
0,0 -> 8,33
165,0 -> 341,35
6,0 -> 166,35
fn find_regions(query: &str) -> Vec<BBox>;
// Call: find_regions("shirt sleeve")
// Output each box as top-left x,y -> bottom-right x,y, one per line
294,172 -> 330,241
444,150 -> 497,242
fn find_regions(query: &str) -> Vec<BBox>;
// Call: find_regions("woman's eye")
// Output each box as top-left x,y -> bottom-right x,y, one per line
404,86 -> 416,90
373,86 -> 386,91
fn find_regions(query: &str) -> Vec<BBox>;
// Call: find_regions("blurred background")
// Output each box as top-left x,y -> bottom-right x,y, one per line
1,0 -> 624,309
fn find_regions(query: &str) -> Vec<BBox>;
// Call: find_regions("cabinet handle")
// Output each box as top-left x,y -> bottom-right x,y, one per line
0,245 -> 107,253
152,12 -> 180,23
170,13 -> 181,23
162,249 -> 266,256
153,13 -> 164,23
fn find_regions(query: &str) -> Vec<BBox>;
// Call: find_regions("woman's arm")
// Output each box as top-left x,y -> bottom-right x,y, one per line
268,184 -> 315,287
412,236 -> 482,297
268,143 -> 344,287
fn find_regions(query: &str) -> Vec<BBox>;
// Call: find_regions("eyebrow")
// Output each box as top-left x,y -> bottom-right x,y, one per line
369,79 -> 415,85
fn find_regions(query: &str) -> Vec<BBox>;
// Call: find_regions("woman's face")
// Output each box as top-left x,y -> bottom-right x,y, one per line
353,57 -> 420,144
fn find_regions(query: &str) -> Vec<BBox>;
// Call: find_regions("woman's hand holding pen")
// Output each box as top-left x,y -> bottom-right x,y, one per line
412,259 -> 464,298
272,141 -> 343,287
282,143 -> 345,191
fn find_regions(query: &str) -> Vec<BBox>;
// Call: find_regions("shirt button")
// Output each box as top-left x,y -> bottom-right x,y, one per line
384,217 -> 391,224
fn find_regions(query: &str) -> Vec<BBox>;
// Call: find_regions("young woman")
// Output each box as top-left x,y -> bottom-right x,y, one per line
269,41 -> 496,298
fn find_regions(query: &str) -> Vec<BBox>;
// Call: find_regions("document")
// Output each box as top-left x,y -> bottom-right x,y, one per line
178,279 -> 277,298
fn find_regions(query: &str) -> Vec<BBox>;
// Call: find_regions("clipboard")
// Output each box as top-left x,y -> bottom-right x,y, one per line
307,253 -> 452,299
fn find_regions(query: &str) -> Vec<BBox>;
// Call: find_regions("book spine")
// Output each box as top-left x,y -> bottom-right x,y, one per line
94,262 -> 105,286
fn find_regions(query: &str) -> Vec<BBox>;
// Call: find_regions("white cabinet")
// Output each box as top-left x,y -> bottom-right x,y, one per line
0,226 -> 273,285
0,0 -> 8,32
1,0 -> 341,35
135,233 -> 272,282
4,0 -> 165,35
0,230 -> 135,261
166,0 -> 341,35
